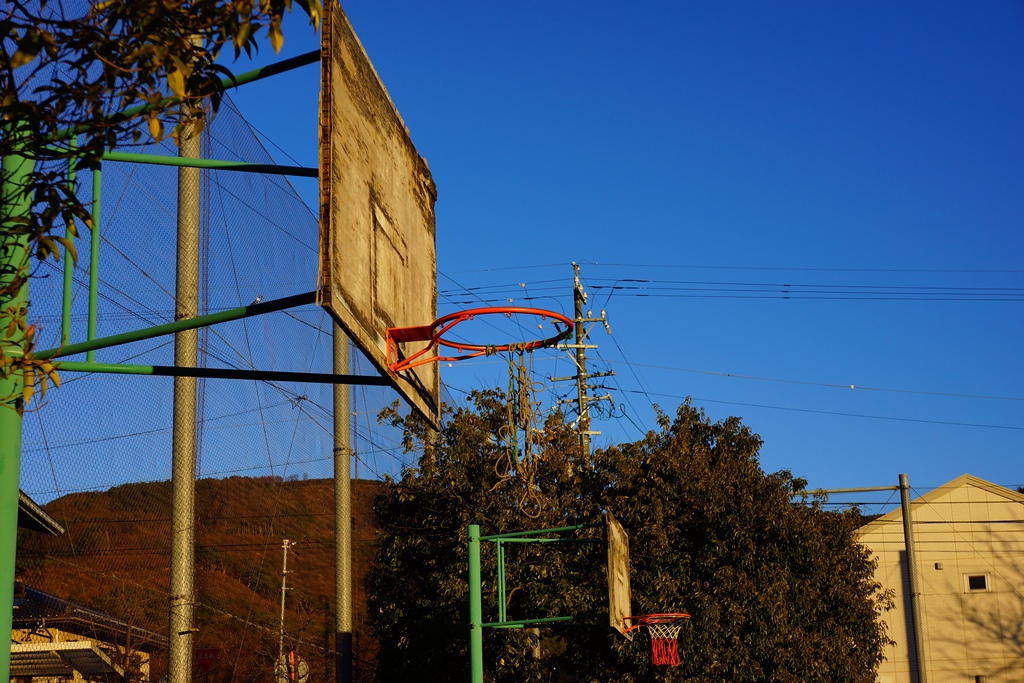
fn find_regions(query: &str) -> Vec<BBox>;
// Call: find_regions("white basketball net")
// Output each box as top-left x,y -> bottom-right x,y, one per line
647,621 -> 684,641
645,620 -> 686,666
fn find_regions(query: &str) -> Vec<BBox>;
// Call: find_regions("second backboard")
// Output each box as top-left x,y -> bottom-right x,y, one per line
607,511 -> 633,638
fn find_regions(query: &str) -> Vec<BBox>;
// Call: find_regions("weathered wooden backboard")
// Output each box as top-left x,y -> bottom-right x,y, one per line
319,2 -> 439,427
607,511 -> 633,638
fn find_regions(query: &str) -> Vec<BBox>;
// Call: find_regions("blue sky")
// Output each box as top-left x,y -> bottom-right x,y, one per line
22,2 -> 1022,502
219,1 -> 1024,491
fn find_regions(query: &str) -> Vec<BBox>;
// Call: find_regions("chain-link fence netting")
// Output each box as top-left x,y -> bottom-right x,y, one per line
17,95 -> 431,683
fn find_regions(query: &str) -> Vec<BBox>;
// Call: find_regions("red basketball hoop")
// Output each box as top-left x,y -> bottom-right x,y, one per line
623,613 -> 691,666
386,306 -> 574,374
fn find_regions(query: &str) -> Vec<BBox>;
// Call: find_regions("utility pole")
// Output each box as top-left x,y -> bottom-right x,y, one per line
277,539 -> 295,683
550,263 -> 614,457
900,474 -> 928,683
169,99 -> 202,683
572,264 -> 590,456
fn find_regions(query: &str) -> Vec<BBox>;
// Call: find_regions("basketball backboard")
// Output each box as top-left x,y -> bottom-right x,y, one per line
607,511 -> 633,638
319,2 -> 439,427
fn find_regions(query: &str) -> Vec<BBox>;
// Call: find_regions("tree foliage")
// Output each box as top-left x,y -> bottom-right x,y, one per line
0,0 -> 321,408
368,391 -> 605,682
368,393 -> 893,682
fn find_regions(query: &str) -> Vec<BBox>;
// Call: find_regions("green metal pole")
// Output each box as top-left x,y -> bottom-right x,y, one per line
480,522 -> 602,540
61,139 -> 77,346
468,524 -> 484,683
496,540 -> 506,623
483,614 -> 601,629
34,291 -> 317,361
0,126 -> 35,683
55,361 -> 390,386
50,50 -> 321,144
101,151 -> 316,178
86,162 -> 100,361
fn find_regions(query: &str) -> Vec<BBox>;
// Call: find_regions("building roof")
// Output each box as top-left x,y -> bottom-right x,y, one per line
10,640 -> 126,679
13,585 -> 168,653
17,490 -> 65,535
858,473 -> 1024,533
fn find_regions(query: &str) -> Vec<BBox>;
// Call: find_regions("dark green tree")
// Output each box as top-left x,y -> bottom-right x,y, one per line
368,391 -> 606,683
596,403 -> 893,682
368,395 -> 892,682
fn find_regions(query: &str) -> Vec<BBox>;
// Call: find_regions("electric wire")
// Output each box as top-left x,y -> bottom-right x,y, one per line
628,390 -> 1024,431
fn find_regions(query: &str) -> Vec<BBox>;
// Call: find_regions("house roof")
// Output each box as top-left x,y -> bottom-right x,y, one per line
13,585 -> 168,653
10,641 -> 126,679
858,473 -> 1024,533
18,490 -> 65,535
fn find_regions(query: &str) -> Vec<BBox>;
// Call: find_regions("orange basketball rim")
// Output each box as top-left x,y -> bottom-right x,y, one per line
386,306 -> 574,374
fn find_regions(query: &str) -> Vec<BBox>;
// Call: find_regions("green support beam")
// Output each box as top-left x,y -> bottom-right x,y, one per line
101,151 -> 317,177
468,522 -> 607,681
51,50 -> 320,144
56,361 -> 390,386
483,614 -> 602,629
480,522 -> 602,541
0,126 -> 36,683
34,291 -> 317,361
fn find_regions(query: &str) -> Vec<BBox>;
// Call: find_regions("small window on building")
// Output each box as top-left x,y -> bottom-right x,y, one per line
966,574 -> 988,592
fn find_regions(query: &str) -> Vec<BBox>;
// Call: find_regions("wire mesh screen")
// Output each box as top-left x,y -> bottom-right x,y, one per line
17,95 -> 428,683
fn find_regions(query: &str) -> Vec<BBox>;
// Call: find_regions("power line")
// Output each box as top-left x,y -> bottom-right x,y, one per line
600,359 -> 1024,403
629,390 -> 1024,431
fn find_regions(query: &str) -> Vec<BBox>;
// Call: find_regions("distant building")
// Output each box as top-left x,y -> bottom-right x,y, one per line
858,474 -> 1024,683
17,490 -> 64,537
11,584 -> 167,683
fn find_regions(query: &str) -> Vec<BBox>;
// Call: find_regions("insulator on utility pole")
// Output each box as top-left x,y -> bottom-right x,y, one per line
549,263 -> 615,457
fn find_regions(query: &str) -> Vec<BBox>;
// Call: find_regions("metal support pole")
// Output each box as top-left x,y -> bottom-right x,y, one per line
86,162 -> 101,360
169,104 -> 201,683
277,539 -> 293,683
61,139 -> 77,346
496,541 -> 506,622
468,524 -> 484,683
334,328 -> 353,683
572,263 -> 590,457
900,473 -> 928,683
0,126 -> 35,683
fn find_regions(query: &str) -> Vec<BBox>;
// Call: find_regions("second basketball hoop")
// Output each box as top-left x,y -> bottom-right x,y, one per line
386,306 -> 574,374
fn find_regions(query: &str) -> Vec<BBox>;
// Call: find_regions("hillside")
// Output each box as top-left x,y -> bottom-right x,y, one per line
15,476 -> 386,683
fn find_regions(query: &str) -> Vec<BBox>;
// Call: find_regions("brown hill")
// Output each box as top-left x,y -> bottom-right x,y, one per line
16,476 -> 386,683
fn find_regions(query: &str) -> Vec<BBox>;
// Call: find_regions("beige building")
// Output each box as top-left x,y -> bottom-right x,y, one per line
858,474 -> 1024,683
